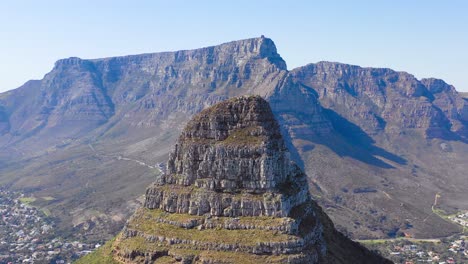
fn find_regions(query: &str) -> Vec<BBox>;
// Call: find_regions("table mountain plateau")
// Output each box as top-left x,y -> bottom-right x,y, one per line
0,36 -> 466,243
79,96 -> 390,263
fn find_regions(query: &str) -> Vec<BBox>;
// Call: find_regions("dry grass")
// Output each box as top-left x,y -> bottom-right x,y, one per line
218,126 -> 264,146
127,210 -> 298,246
137,208 -> 204,223
115,236 -> 168,254
197,250 -> 303,263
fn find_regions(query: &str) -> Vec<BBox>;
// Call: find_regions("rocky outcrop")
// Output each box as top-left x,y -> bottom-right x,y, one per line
42,57 -> 115,126
110,96 -> 390,263
421,78 -> 468,137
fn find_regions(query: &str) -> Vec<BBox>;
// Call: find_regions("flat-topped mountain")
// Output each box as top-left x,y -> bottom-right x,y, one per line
0,37 -> 286,152
0,36 -> 466,244
81,96 -> 390,263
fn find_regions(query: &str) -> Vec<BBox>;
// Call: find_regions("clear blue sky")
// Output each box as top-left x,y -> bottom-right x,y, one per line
1,0 -> 467,92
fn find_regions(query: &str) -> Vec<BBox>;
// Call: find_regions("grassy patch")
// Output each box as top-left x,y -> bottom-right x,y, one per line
357,237 -> 441,245
153,184 -> 268,201
41,208 -> 51,217
154,256 -> 177,263
128,211 -> 297,246
115,236 -> 302,264
116,236 -> 168,253
235,215 -> 289,226
18,196 -> 53,217
19,197 -> 37,204
169,248 -> 200,256
139,208 -> 204,223
198,250 -> 297,263
137,208 -> 290,229
74,238 -> 119,264
41,196 -> 56,201
356,239 -> 389,245
219,126 -> 264,146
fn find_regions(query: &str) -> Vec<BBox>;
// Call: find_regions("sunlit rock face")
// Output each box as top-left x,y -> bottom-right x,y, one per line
111,96 -> 391,264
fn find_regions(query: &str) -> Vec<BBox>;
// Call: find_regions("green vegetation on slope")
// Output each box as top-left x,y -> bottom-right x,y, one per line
127,217 -> 296,246
197,250 -> 303,263
219,126 -> 264,146
74,238 -> 119,264
18,197 -> 37,204
114,235 -> 305,264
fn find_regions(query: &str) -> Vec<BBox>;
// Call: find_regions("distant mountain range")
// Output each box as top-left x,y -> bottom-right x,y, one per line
0,36 -> 466,242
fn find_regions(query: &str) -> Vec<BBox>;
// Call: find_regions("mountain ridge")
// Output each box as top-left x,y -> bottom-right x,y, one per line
0,36 -> 466,244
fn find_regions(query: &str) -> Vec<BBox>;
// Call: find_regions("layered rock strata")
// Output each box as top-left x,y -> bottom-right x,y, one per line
292,62 -> 468,139
111,96 -> 390,263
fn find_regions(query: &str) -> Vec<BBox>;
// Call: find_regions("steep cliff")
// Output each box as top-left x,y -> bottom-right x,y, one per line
0,37 -> 287,152
105,96 -> 390,263
292,62 -> 468,139
289,62 -> 468,238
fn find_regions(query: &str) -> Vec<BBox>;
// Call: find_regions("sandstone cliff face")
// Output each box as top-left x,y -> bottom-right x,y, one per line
41,58 -> 115,126
289,61 -> 468,238
111,96 -> 389,263
0,37 -> 288,151
291,62 -> 468,139
421,78 -> 468,137
1,60 -> 115,142
91,37 -> 287,128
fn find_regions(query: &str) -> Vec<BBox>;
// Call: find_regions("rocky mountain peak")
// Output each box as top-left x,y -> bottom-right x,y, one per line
151,96 -> 303,212
166,96 -> 289,193
180,95 -> 282,143
421,78 -> 454,94
106,96 -> 391,263
54,57 -> 87,68
204,36 -> 286,70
